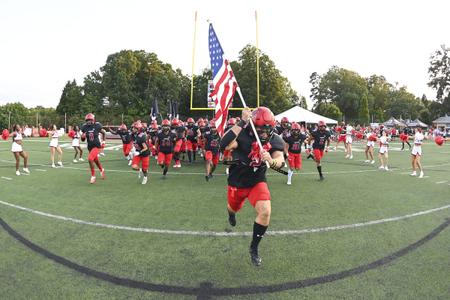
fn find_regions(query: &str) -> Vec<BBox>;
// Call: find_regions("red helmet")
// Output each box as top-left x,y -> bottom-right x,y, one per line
171,118 -> 179,126
281,116 -> 289,124
162,119 -> 171,126
151,123 -> 158,129
209,120 -> 216,128
252,107 -> 276,127
197,118 -> 204,124
119,124 -> 127,131
198,121 -> 206,128
151,119 -> 157,125
228,118 -> 236,126
85,113 -> 95,122
187,117 -> 194,124
291,122 -> 301,130
318,120 -> 327,127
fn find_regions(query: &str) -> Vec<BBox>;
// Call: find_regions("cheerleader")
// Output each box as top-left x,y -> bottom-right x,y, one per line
410,126 -> 424,178
71,125 -> 83,162
378,130 -> 390,171
11,125 -> 30,176
345,124 -> 353,159
49,124 -> 63,168
364,128 -> 376,164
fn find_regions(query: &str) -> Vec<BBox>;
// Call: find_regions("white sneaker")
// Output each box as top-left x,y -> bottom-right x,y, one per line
90,176 -> 96,184
349,155 -> 353,159
345,154 -> 350,159
73,159 -> 78,163
287,181 -> 292,185
419,171 -> 424,178
371,160 -> 375,164
22,168 -> 30,174
16,170 -> 21,176
226,167 -> 229,175
78,158 -> 84,162
384,166 -> 389,171
379,166 -> 385,170
364,160 -> 370,163
100,152 -> 105,157
57,161 -> 63,167
410,171 -> 417,177
142,176 -> 148,185
128,160 -> 132,166
52,163 -> 56,168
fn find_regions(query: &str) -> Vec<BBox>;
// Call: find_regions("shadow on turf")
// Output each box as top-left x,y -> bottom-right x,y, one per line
1,217 -> 449,299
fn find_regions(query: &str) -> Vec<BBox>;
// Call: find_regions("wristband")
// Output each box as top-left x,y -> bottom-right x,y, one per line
237,120 -> 247,128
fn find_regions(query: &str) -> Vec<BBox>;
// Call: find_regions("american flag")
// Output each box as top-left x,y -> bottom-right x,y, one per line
208,23 -> 238,137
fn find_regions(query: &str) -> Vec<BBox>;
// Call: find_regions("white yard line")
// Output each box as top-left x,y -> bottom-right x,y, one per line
1,199 -> 449,236
1,176 -> 12,181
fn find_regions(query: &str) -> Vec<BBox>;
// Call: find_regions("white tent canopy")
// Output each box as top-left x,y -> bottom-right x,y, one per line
274,106 -> 338,124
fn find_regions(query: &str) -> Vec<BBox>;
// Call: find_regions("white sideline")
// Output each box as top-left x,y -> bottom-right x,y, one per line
1,199 -> 449,237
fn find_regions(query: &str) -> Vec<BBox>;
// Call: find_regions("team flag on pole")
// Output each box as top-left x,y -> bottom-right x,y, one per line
208,23 -> 238,137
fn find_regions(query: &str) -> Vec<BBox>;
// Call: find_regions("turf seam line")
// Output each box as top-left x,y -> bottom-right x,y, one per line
0,217 -> 448,297
1,199 -> 449,237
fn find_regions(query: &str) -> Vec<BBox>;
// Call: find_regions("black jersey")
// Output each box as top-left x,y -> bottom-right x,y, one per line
311,129 -> 331,150
204,132 -> 221,154
133,132 -> 150,157
186,125 -> 198,142
284,133 -> 307,154
174,126 -> 186,140
81,122 -> 103,151
117,129 -> 132,144
157,131 -> 177,154
227,127 -> 284,188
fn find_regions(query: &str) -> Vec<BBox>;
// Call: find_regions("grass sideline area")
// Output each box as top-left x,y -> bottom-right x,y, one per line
0,137 -> 450,299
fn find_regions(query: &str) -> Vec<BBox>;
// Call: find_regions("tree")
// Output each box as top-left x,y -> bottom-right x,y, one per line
56,80 -> 83,115
310,66 -> 369,122
231,45 -> 302,114
366,75 -> 393,121
314,102 -> 342,121
428,45 -> 450,116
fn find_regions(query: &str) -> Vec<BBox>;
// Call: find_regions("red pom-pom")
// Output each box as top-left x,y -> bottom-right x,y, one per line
356,132 -> 363,139
1,129 -> 9,140
39,129 -> 47,137
435,136 -> 445,146
68,130 -> 75,138
81,133 -> 86,142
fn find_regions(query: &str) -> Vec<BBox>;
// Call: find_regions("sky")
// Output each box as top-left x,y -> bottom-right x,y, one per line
0,0 -> 449,109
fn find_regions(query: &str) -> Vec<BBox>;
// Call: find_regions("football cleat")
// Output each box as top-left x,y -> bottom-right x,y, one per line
319,175 -> 324,181
142,176 -> 148,185
205,175 -> 209,182
249,248 -> 262,266
228,213 -> 236,227
90,176 -> 96,184
128,160 -> 132,166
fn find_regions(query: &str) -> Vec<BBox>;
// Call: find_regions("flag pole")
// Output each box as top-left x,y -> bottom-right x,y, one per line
190,11 -> 197,111
255,10 -> 260,108
236,87 -> 270,167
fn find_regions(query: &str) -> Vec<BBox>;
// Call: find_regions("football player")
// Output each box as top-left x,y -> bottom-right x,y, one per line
131,122 -> 150,184
284,122 -> 307,185
81,113 -> 106,184
155,119 -> 177,177
307,120 -> 331,181
185,117 -> 199,163
109,124 -> 133,165
204,120 -> 221,181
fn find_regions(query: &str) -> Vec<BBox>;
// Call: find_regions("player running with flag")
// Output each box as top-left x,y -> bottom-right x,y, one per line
81,113 -> 106,184
209,23 -> 285,266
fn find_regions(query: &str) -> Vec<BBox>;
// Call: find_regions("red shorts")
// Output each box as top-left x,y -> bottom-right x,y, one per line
174,139 -> 183,152
186,140 -> 197,151
132,155 -> 149,171
228,182 -> 271,212
288,152 -> 302,169
400,134 -> 408,142
88,147 -> 100,161
338,135 -> 346,142
223,149 -> 233,159
123,143 -> 132,156
313,149 -> 324,161
158,152 -> 173,166
205,151 -> 219,166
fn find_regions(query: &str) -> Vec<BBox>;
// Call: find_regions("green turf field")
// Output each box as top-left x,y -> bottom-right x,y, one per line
1,137 -> 449,299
